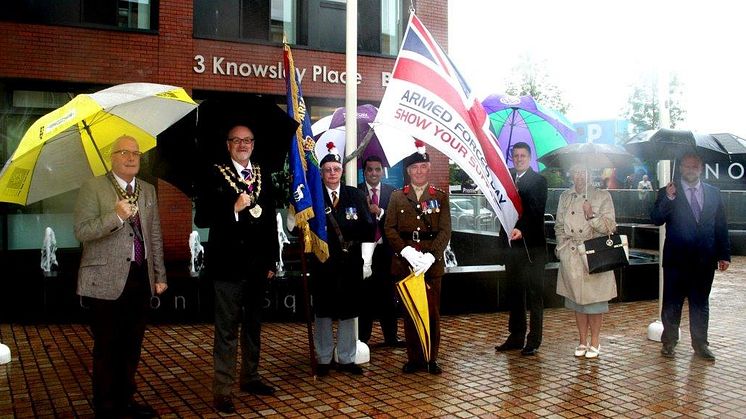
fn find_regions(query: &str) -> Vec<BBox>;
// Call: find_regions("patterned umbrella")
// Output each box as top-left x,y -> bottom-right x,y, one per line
311,104 -> 415,168
482,94 -> 577,171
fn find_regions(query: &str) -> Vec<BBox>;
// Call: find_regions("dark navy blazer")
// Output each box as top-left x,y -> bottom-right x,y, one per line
650,181 -> 730,270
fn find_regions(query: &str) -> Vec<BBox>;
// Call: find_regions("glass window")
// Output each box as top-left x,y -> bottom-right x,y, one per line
195,0 -> 300,43
0,0 -> 156,30
380,0 -> 403,55
271,0 -> 296,43
117,0 -> 152,29
194,0 -> 240,39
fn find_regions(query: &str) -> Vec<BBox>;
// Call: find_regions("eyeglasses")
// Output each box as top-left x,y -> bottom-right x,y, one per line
111,150 -> 142,158
322,167 -> 343,174
229,137 -> 254,145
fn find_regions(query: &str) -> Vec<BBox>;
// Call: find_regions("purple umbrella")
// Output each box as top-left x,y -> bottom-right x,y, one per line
482,94 -> 577,171
312,104 -> 399,168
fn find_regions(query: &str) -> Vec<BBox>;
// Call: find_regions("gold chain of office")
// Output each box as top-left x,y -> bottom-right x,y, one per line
215,163 -> 263,217
107,172 -> 141,217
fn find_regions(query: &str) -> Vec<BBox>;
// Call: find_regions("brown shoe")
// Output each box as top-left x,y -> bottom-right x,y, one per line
213,394 -> 235,414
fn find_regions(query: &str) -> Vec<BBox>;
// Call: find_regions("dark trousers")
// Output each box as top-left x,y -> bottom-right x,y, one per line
504,244 -> 546,348
661,265 -> 715,348
213,277 -> 266,396
403,276 -> 441,364
88,262 -> 150,412
359,246 -> 399,343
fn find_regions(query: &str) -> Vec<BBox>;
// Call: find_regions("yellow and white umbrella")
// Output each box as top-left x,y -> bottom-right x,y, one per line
0,82 -> 197,205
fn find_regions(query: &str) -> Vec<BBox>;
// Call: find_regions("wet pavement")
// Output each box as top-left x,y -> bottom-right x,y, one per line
1,256 -> 745,418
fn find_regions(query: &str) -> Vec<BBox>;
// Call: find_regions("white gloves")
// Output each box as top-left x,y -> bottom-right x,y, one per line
401,246 -> 436,275
414,252 -> 435,276
361,242 -> 376,279
400,246 -> 422,269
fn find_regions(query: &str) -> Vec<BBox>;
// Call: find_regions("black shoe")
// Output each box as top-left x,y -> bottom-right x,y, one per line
240,380 -> 276,396
694,345 -> 716,361
337,363 -> 364,375
316,363 -> 331,377
384,338 -> 407,348
427,361 -> 442,375
213,394 -> 235,414
521,346 -> 538,356
661,343 -> 676,358
402,361 -> 425,373
495,338 -> 524,352
94,407 -> 118,419
123,400 -> 157,418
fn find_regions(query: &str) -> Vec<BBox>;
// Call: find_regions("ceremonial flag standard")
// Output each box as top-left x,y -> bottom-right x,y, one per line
284,43 -> 329,262
375,13 -> 522,233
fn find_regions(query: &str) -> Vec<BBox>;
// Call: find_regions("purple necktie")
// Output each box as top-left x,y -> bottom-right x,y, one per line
241,168 -> 252,180
689,187 -> 701,222
371,187 -> 381,241
126,184 -> 145,265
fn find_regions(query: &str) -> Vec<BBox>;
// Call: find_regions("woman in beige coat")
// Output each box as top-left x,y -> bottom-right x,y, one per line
555,165 -> 617,358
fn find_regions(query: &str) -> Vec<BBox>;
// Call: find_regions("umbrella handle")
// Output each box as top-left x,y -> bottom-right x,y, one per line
343,126 -> 376,165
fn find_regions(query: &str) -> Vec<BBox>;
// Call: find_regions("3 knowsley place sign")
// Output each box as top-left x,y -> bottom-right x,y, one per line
193,54 -> 392,88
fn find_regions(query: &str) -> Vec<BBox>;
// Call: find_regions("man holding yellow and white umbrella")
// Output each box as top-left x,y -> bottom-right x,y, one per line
0,82 -> 197,205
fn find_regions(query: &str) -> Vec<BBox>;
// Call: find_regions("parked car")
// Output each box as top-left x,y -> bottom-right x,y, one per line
450,197 -> 494,230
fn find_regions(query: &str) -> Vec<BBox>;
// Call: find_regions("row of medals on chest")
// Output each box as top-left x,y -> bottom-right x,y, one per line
339,197 -> 440,221
217,164 -> 263,218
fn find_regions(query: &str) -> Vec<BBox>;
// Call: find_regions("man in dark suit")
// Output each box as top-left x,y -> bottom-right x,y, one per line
74,135 -> 167,418
195,124 -> 279,414
495,142 -> 548,356
384,142 -> 451,374
651,152 -> 730,361
357,155 -> 404,347
310,145 -> 375,377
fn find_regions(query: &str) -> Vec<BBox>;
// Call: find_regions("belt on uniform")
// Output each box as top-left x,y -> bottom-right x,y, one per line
400,231 -> 437,242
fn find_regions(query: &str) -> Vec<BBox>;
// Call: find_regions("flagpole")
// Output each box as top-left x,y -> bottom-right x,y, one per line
299,251 -> 317,375
648,67 -> 672,342
344,0 -> 358,187
344,0 -> 370,364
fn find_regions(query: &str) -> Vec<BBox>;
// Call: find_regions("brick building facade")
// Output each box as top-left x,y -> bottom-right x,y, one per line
0,1 -> 450,265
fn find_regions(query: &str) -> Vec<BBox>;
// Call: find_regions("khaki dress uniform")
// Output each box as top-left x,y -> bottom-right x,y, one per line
384,183 -> 451,364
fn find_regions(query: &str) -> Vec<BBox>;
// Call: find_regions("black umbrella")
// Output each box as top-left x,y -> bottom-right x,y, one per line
711,133 -> 746,161
624,129 -> 730,163
149,94 -> 298,197
538,142 -> 635,169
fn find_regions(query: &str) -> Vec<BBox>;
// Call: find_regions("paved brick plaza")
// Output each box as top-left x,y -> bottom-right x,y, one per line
1,256 -> 745,418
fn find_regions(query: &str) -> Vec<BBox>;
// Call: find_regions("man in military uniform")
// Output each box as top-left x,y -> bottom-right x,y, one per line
310,144 -> 375,377
384,141 -> 451,374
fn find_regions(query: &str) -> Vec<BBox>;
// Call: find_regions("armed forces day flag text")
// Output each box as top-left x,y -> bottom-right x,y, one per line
376,13 -> 521,233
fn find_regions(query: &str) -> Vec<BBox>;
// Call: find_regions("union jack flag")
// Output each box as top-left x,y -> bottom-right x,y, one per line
376,13 -> 522,234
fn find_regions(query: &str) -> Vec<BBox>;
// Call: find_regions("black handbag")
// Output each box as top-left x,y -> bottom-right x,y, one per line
578,219 -> 629,274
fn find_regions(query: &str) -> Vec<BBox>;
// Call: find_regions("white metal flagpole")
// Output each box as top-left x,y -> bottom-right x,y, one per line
343,0 -> 370,364
647,68 -> 676,342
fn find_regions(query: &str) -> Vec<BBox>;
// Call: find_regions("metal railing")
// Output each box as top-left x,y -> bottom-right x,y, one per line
451,189 -> 746,233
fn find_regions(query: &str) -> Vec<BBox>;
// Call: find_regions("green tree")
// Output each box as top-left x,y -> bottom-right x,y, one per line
504,54 -> 571,114
622,72 -> 686,134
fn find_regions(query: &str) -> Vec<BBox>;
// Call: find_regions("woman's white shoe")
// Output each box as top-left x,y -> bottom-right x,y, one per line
585,345 -> 600,358
574,344 -> 587,357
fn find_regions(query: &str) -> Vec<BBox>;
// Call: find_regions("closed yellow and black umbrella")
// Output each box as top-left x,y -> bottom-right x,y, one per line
396,271 -> 431,362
